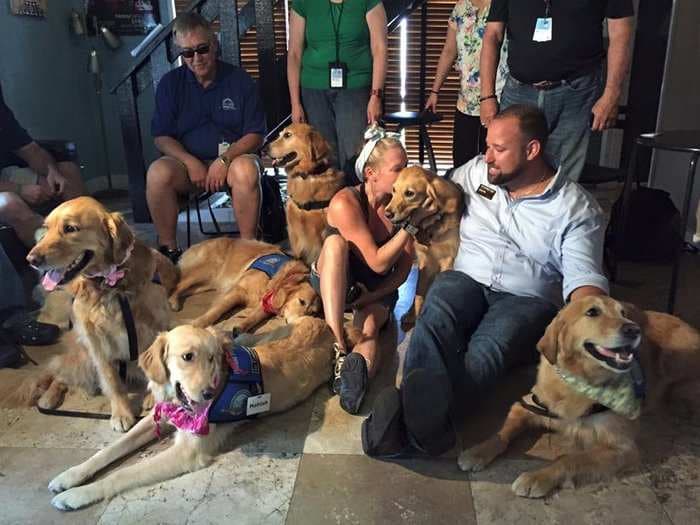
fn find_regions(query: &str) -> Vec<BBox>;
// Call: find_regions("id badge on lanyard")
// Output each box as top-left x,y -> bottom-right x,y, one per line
533,0 -> 552,42
328,1 -> 347,89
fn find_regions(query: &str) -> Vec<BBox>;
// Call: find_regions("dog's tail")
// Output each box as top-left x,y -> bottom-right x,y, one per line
152,249 -> 180,295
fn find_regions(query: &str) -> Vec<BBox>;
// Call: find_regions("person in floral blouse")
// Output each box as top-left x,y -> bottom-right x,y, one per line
425,0 -> 508,167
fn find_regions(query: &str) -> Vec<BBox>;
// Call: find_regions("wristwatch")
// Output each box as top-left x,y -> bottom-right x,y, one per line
402,221 -> 419,236
217,154 -> 231,168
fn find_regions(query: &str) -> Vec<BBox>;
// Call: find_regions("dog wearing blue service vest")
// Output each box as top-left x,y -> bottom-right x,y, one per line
47,317 -> 340,511
170,237 -> 321,331
458,296 -> 700,498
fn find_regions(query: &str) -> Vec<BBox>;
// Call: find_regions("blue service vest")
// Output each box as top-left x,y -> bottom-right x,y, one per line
248,253 -> 291,278
208,344 -> 265,423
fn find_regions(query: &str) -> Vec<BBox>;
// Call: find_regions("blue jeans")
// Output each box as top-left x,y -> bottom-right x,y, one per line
500,70 -> 602,181
0,244 -> 25,319
402,271 -> 557,413
301,87 -> 369,182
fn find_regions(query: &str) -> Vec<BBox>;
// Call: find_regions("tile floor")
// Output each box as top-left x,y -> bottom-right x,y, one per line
1,183 -> 700,524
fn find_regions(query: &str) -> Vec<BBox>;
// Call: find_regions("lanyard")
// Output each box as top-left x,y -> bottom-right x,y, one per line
329,0 -> 344,63
543,0 -> 551,17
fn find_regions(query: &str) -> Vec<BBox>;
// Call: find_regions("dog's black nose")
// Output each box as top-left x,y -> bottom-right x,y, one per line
202,389 -> 215,401
385,210 -> 394,220
621,323 -> 641,339
26,252 -> 44,267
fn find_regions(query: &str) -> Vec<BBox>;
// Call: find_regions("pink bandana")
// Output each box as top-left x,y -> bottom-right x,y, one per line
153,400 -> 213,438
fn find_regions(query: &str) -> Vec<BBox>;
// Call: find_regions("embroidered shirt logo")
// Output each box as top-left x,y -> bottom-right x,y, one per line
222,98 -> 236,111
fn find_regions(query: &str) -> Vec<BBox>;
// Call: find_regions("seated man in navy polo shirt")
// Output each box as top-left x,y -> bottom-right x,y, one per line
148,12 -> 267,262
0,84 -> 85,248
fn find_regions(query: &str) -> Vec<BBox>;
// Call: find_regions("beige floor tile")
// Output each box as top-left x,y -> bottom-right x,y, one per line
470,458 -> 671,525
0,446 -> 108,525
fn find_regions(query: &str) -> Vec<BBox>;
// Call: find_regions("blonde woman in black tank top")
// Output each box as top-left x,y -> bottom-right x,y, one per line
313,133 -> 436,414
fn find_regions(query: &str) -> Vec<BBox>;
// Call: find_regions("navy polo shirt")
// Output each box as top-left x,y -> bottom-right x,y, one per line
0,84 -> 33,166
151,61 -> 266,160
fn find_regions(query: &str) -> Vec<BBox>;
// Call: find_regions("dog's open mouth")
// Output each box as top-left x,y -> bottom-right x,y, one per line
41,250 -> 94,291
271,151 -> 297,167
175,381 -> 195,411
584,342 -> 637,371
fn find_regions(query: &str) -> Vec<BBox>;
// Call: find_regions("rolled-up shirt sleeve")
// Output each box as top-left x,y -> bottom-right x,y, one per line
560,213 -> 610,300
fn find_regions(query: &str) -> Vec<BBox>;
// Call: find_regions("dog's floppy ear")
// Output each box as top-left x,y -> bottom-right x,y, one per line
267,260 -> 309,311
139,333 -> 169,384
536,314 -> 564,365
309,129 -> 330,163
424,179 -> 443,214
105,212 -> 134,264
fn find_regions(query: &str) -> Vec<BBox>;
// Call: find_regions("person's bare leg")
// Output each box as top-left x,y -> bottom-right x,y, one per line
227,155 -> 260,240
0,192 -> 42,247
317,234 -> 349,352
56,161 -> 85,200
352,303 -> 389,379
146,158 -> 192,249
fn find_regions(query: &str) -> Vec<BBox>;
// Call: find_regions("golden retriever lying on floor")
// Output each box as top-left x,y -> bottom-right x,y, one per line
170,237 -> 320,330
25,197 -> 177,432
267,123 -> 345,266
384,166 -> 464,331
458,296 -> 700,498
47,318 -> 336,511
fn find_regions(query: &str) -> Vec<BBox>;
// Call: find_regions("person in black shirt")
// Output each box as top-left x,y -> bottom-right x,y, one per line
0,85 -> 85,247
479,0 -> 634,181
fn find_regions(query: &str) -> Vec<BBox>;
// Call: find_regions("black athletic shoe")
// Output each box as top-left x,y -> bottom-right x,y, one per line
158,246 -> 183,265
338,352 -> 368,414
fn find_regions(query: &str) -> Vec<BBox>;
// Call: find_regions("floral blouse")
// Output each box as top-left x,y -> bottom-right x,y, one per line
449,0 -> 508,116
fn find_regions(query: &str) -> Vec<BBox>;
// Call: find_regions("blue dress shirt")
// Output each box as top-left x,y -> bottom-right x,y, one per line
452,156 -> 609,307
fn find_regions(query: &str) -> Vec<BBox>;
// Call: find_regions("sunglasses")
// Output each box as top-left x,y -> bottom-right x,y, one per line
179,43 -> 211,59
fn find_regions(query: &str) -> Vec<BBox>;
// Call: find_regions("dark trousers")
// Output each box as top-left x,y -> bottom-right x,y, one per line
453,111 -> 486,168
402,271 -> 558,417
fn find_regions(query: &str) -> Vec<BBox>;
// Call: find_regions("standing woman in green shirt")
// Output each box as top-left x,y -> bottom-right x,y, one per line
287,0 -> 388,179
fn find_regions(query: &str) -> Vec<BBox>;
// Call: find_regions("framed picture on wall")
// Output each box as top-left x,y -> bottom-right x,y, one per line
87,0 -> 160,36
10,0 -> 47,17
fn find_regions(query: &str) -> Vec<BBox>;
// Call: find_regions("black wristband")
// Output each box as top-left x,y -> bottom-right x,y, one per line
479,94 -> 497,102
430,89 -> 439,95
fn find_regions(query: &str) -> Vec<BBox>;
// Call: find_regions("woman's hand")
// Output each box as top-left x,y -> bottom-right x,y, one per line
479,98 -> 499,127
367,94 -> 382,124
425,92 -> 438,113
291,103 -> 306,124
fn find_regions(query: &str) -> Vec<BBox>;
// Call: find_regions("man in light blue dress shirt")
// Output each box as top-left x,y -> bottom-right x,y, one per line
362,104 -> 609,457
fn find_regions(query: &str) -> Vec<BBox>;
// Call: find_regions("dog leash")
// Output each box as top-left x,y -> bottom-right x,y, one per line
117,294 -> 139,382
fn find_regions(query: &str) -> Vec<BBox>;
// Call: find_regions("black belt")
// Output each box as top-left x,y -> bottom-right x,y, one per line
530,80 -> 564,90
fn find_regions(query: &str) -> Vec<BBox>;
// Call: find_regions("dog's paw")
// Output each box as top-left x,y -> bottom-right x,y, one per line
48,466 -> 86,494
51,486 -> 100,511
511,469 -> 559,498
142,391 -> 155,411
110,412 -> 135,433
37,381 -> 67,410
168,296 -> 182,312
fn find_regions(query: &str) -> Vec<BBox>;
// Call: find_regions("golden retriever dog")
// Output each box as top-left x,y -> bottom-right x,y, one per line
384,166 -> 464,331
458,296 -> 700,498
267,123 -> 345,266
46,318 -> 337,511
25,196 -> 178,432
170,237 -> 321,330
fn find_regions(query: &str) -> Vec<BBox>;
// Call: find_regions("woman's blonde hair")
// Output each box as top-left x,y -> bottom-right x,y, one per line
363,137 -> 404,174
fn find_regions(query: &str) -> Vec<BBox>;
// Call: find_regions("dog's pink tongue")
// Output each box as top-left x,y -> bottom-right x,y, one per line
596,345 -> 621,359
41,270 -> 64,291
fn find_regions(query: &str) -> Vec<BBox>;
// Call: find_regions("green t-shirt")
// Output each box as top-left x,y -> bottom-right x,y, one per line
292,0 -> 381,89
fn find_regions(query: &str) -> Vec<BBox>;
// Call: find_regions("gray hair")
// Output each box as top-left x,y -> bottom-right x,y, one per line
173,12 -> 215,43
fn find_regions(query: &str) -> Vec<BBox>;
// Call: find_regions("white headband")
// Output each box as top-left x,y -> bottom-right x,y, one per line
354,125 -> 402,181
